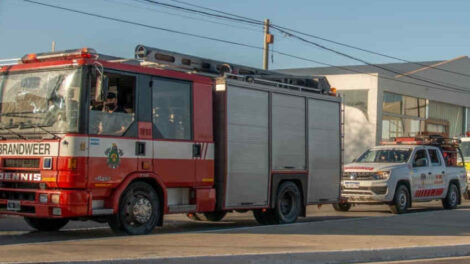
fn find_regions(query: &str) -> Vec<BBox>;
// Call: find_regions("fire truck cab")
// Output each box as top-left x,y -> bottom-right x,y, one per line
337,136 -> 467,214
0,46 -> 342,234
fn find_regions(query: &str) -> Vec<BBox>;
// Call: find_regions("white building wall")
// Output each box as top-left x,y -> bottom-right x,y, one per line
325,73 -> 379,162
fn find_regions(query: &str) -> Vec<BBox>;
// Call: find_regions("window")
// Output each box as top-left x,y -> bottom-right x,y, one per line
338,90 -> 368,118
427,149 -> 441,166
413,149 -> 429,167
383,92 -> 426,117
382,92 -> 427,140
89,72 -> 136,136
152,78 -> 191,140
428,101 -> 464,137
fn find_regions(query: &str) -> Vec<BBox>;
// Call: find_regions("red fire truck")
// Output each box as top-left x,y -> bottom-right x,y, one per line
0,46 -> 342,235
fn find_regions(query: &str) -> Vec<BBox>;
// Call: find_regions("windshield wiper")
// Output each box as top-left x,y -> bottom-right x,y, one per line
23,123 -> 60,139
0,124 -> 26,139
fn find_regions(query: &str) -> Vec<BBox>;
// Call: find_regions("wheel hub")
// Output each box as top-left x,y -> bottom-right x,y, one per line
399,191 -> 407,208
131,197 -> 152,224
280,192 -> 294,215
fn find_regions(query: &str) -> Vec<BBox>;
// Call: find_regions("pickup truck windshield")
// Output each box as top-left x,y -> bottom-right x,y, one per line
0,69 -> 82,137
460,141 -> 470,161
356,149 -> 412,163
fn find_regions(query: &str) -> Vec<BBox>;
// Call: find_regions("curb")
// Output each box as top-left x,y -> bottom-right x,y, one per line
51,243 -> 470,264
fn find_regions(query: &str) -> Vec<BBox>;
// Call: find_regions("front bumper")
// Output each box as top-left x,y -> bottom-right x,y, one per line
0,188 -> 89,218
341,180 -> 393,204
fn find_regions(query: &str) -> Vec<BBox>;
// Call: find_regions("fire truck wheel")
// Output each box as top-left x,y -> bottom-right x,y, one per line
332,202 -> 352,212
389,184 -> 410,214
272,181 -> 301,224
24,217 -> 69,232
442,183 -> 459,209
108,181 -> 160,235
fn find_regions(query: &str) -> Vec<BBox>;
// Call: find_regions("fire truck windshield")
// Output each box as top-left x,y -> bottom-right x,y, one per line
0,68 -> 82,138
356,149 -> 412,163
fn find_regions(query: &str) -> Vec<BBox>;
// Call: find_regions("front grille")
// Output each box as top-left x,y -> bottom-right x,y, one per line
0,190 -> 35,201
3,159 -> 40,169
343,172 -> 375,180
0,182 -> 40,190
0,204 -> 35,213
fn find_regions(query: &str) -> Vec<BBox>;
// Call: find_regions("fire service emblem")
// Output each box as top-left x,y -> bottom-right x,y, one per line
105,143 -> 124,169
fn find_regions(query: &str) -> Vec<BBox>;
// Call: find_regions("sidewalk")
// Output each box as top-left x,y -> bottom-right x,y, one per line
2,208 -> 470,263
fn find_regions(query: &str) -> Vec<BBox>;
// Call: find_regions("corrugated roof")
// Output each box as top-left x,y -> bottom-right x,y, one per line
277,58 -> 465,77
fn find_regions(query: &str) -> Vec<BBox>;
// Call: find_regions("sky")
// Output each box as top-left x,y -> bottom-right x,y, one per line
0,0 -> 469,70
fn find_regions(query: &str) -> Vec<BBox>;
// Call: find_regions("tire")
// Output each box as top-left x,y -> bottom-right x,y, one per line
442,183 -> 459,209
389,184 -> 410,214
108,181 -> 160,235
256,181 -> 302,225
24,217 -> 69,232
332,202 -> 352,212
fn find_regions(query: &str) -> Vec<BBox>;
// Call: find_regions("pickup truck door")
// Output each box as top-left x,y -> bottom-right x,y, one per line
427,147 -> 446,198
411,148 -> 431,200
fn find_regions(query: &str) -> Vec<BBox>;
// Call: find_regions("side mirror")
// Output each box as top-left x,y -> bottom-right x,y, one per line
414,158 -> 428,167
95,74 -> 109,102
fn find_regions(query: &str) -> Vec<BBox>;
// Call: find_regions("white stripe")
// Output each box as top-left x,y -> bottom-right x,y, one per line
60,136 -> 214,160
154,141 -> 194,159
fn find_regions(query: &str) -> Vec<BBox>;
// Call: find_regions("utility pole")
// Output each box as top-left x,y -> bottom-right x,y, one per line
263,19 -> 274,70
51,41 -> 56,52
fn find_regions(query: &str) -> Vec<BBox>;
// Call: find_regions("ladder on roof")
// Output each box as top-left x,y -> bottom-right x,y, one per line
0,58 -> 19,66
134,45 -> 331,94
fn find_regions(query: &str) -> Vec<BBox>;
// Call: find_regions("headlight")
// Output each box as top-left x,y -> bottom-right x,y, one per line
373,171 -> 390,180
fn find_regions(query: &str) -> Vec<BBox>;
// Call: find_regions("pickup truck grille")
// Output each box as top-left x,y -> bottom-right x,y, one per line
342,172 -> 375,180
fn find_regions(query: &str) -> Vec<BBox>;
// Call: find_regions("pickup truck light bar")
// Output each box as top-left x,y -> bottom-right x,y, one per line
381,136 -> 461,147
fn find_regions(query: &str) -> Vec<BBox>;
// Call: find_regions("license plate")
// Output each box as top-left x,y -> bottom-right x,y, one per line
344,181 -> 360,189
6,200 -> 21,211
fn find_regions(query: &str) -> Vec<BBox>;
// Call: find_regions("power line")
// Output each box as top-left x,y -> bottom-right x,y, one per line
104,0 -> 263,33
137,0 -> 263,27
272,26 -> 470,93
167,0 -> 470,79
22,0 -> 261,50
21,0 -> 470,95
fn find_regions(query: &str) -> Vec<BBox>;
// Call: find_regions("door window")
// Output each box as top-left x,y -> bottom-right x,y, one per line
152,78 -> 192,140
89,72 -> 136,136
413,149 -> 429,167
427,149 -> 441,166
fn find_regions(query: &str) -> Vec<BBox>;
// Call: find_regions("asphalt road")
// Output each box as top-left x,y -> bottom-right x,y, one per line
1,200 -> 469,263
0,200 -> 461,246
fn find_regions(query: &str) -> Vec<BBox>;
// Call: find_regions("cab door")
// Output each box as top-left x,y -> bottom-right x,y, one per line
410,148 -> 431,200
427,147 -> 446,198
151,77 -> 195,187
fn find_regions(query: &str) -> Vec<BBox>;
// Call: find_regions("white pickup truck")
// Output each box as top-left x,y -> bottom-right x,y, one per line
336,139 -> 467,214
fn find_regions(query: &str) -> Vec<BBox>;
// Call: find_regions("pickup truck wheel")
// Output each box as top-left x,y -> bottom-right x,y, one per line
442,183 -> 459,209
332,202 -> 352,212
24,217 -> 69,231
108,182 -> 160,235
389,184 -> 410,214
